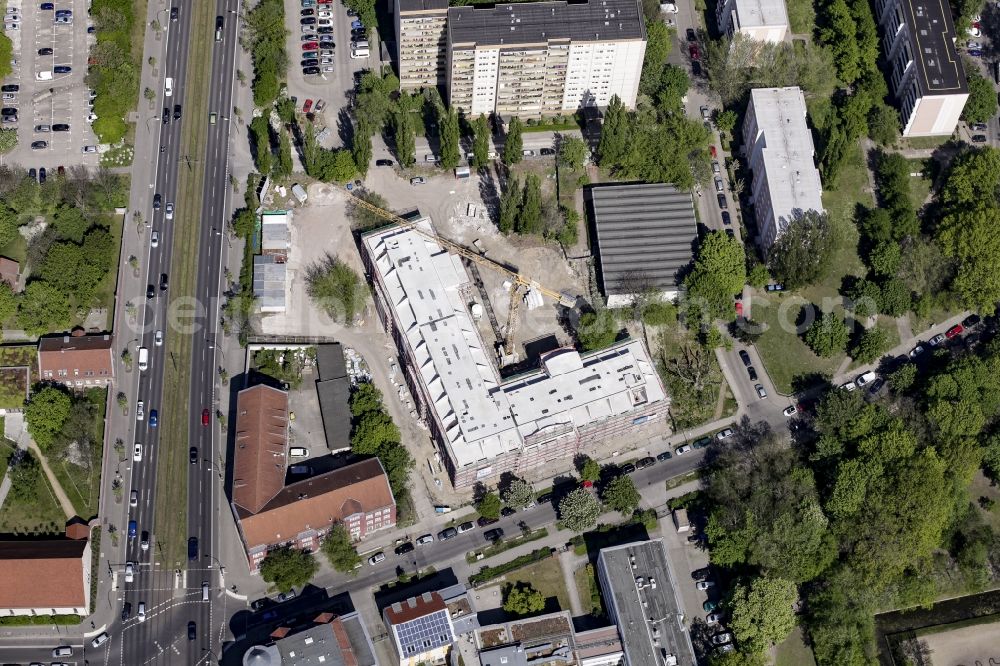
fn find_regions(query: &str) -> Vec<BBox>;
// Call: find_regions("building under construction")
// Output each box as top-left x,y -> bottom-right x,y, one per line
361,218 -> 670,489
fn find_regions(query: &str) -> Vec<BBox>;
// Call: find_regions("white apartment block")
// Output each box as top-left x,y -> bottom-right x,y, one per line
716,0 -> 789,43
873,0 -> 968,137
395,0 -> 450,91
742,87 -> 824,249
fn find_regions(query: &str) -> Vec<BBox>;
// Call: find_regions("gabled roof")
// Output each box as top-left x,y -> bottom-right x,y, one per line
0,539 -> 87,609
37,333 -> 114,380
237,458 -> 395,550
232,384 -> 289,514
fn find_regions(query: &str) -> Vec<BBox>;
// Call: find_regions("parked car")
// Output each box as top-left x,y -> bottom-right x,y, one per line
410,177 -> 426,185
782,405 -> 797,417
706,612 -> 723,625
868,377 -> 885,394
477,516 -> 499,527
717,193 -> 727,209
946,324 -> 964,339
30,140 -> 47,149
656,450 -> 672,461
928,333 -> 946,346
636,456 -> 656,469
416,534 -> 434,545
675,444 -> 692,455
711,632 -> 733,645
457,521 -> 475,533
738,349 -> 751,366
276,589 -> 296,603
438,527 -> 458,541
696,580 -> 716,590
715,428 -> 733,440
394,541 -> 414,555
686,27 -> 697,41
971,134 -> 988,143
692,436 -> 711,449
908,344 -> 925,358
620,463 -> 636,474
483,528 -> 504,542
755,384 -> 767,399
855,371 -> 877,386
368,552 -> 385,565
721,211 -> 731,225
963,314 -> 981,328
376,158 -> 394,166
747,365 -> 757,381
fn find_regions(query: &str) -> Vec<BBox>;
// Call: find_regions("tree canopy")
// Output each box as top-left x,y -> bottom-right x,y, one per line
24,386 -> 72,451
684,231 -> 747,320
768,211 -> 837,289
601,474 -> 641,515
321,524 -> 362,573
259,546 -> 318,593
559,488 -> 601,532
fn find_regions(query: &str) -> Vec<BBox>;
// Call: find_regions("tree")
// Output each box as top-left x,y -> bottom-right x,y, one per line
7,452 -> 41,502
0,205 -> 18,249
602,474 -> 641,515
868,241 -> 901,277
640,20 -> 671,95
962,72 -> 998,124
393,111 -> 416,167
877,278 -> 910,316
439,106 -> 461,169
598,95 -> 630,167
477,491 -> 503,519
937,205 -> 1000,314
353,120 -> 374,176
305,253 -> 362,324
321,524 -> 361,573
51,204 -> 91,243
559,488 -> 602,532
276,127 -> 293,177
715,109 -> 737,137
557,137 -> 587,171
502,478 -> 534,510
578,456 -> 601,482
498,177 -> 521,233
684,231 -> 747,320
502,117 -> 524,165
850,327 -> 888,364
0,282 -> 15,323
517,174 -> 542,235
650,64 -> 690,115
17,280 -> 71,336
249,116 -> 272,175
888,362 -> 917,393
803,311 -> 850,357
867,102 -> 899,147
472,115 -> 490,168
24,386 -> 72,451
768,211 -> 837,289
577,309 -> 620,351
350,382 -> 385,417
819,0 -> 862,84
259,546 -> 318,593
728,577 -> 798,654
503,583 -> 545,616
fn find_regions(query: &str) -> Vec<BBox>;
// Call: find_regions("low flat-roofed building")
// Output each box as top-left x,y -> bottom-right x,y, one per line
363,219 -> 669,489
586,183 -> 696,308
597,539 -> 695,665
261,211 -> 291,257
383,587 -> 465,666
0,534 -> 92,617
315,343 -> 352,452
716,0 -> 789,43
742,87 -> 824,249
476,611 -> 623,666
254,255 -> 287,313
240,610 -> 377,666
874,0 -> 968,136
38,331 -> 114,388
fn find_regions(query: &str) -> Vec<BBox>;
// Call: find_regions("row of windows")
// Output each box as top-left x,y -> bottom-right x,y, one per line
43,368 -> 110,377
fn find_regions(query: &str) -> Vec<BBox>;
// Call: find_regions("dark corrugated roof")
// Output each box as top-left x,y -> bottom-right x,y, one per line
316,343 -> 348,382
398,0 -> 448,12
448,0 -> 644,47
588,183 -> 697,296
316,377 -> 352,451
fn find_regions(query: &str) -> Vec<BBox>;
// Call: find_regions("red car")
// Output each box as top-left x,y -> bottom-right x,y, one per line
689,43 -> 700,60
710,145 -> 718,158
303,99 -> 313,113
945,324 -> 964,339
735,300 -> 743,318
202,408 -> 210,426
302,41 -> 318,50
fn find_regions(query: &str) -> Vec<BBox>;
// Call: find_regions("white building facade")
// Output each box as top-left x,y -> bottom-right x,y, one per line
715,0 -> 789,43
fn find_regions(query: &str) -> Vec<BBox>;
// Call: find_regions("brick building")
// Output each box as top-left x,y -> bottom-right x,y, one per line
37,331 -> 115,388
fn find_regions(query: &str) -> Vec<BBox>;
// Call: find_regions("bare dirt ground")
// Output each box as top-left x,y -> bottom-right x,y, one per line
921,619 -> 1000,665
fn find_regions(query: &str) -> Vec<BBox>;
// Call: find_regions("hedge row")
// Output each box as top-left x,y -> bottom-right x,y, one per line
469,547 -> 553,586
0,614 -> 81,625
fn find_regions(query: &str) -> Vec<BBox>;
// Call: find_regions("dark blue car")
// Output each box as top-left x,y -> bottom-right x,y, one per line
128,520 -> 137,538
40,2 -> 53,8
149,409 -> 158,427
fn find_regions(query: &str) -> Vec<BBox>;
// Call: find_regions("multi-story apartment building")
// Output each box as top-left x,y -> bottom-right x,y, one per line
874,0 -> 967,136
715,0 -> 789,43
446,0 -> 646,118
742,87 -> 824,249
37,331 -> 115,388
362,219 -> 669,490
395,0 -> 450,91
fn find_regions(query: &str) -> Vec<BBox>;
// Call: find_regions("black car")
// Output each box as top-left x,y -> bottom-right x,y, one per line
1,108 -> 16,116
963,314 -> 982,328
691,60 -> 702,77
725,229 -> 735,239
686,27 -> 697,41
971,134 -> 988,143
190,446 -> 198,463
300,16 -> 316,24
122,602 -> 132,620
868,377 -> 885,394
173,104 -> 181,120
31,140 -> 48,150
438,527 -> 459,541
250,598 -> 268,611
163,107 -> 170,123
52,123 -> 70,132
536,493 -> 553,504
303,66 -> 320,75
656,450 -> 672,461
717,193 -> 728,209
153,193 -> 162,209
53,66 -> 72,74
160,273 -> 169,291
620,462 -> 637,474
0,84 -> 18,92
477,516 -> 499,527
187,621 -> 196,640
636,456 -> 656,470
38,168 -> 46,184
301,8 -> 314,15
747,365 -> 757,381
500,506 -> 516,517
483,528 -> 504,542
375,158 -> 394,167
318,26 -> 333,33
28,168 -> 36,180
738,349 -> 751,367
188,536 -> 198,560
692,567 -> 711,581
970,122 -> 988,131
170,6 -> 178,20
301,59 -> 319,66
394,541 -> 414,555
38,47 -> 53,55
539,147 -> 555,156
146,284 -> 155,299
721,211 -> 731,225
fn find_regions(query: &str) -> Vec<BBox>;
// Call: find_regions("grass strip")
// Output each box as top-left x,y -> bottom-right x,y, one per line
153,0 -> 214,570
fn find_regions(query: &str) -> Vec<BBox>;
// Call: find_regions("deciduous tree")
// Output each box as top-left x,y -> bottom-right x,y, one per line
502,478 -> 534,510
850,327 -> 888,364
728,577 -> 798,653
559,488 -> 601,532
259,546 -> 318,593
503,583 -> 545,616
477,491 -> 503,519
962,72 -> 998,124
684,231 -> 747,320
322,524 -> 361,573
601,474 -> 641,515
24,386 -> 72,451
768,210 -> 837,289
803,311 -> 849,358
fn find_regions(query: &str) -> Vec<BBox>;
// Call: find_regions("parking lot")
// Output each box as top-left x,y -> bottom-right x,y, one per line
1,0 -> 101,169
283,0 -> 372,150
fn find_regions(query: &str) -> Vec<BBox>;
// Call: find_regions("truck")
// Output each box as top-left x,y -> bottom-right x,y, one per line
138,346 -> 149,372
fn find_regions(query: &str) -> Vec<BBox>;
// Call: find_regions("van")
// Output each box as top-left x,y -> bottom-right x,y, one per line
289,447 -> 309,457
855,370 -> 877,386
53,646 -> 73,657
128,519 -> 137,538
202,582 -> 210,600
138,346 -> 149,371
36,71 -> 53,81
164,77 -> 173,97
454,166 -> 471,179
350,47 -> 369,59
215,16 -> 223,40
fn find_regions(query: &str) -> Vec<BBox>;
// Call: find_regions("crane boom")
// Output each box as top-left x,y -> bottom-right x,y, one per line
348,190 -> 573,305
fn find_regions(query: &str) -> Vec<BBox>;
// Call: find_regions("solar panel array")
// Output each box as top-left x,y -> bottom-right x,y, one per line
395,609 -> 454,655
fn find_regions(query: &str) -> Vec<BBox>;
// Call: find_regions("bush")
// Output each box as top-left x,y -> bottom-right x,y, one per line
0,614 -> 81,625
469,548 -> 553,586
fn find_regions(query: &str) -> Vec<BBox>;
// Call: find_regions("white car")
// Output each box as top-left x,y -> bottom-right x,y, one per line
855,371 -> 876,386
968,41 -> 983,49
82,145 -> 98,153
165,202 -> 174,220
136,400 -> 145,421
154,330 -> 163,346
289,447 -> 309,457
318,10 -> 332,17
675,444 -> 692,455
706,612 -> 723,625
321,65 -> 334,72
86,113 -> 97,123
368,552 -> 385,565
124,562 -> 135,583
317,18 -> 332,26
696,580 -> 715,590
133,443 -> 142,462
137,602 -> 146,622
782,405 -> 797,417
840,381 -> 857,392
416,534 -> 434,546
130,490 -> 138,507
320,49 -> 334,56
715,428 -> 733,440
151,230 -> 159,247
4,22 -> 19,30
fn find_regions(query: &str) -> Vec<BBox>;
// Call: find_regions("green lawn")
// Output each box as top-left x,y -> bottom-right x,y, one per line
906,158 -> 933,210
775,626 -> 817,666
50,398 -> 106,520
0,455 -> 67,535
969,470 -> 1000,533
573,563 -> 604,618
506,556 -> 571,615
0,234 -> 27,265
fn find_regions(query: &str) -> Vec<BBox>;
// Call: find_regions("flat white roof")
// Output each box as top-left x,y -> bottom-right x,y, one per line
733,0 -> 788,28
748,87 -> 824,235
364,223 -> 667,471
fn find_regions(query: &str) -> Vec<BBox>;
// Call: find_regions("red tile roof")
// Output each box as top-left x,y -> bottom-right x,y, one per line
385,591 -> 446,625
237,458 -> 395,551
0,540 -> 88,610
0,256 -> 19,289
37,334 -> 114,384
232,385 -> 289,514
